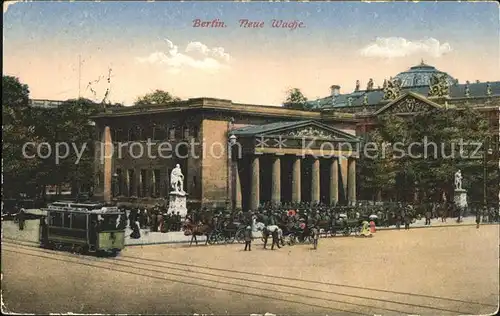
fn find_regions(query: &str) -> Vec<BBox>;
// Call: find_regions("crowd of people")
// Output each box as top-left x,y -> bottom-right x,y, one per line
119,199 -> 499,240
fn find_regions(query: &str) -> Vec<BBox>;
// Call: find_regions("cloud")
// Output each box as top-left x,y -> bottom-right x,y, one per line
137,39 -> 231,73
359,37 -> 452,58
3,0 -> 19,13
185,42 -> 231,63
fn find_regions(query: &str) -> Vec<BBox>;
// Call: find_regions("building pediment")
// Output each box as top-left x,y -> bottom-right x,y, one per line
374,92 -> 442,116
231,120 -> 359,141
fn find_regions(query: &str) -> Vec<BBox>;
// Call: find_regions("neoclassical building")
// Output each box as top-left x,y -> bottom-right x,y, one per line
92,61 -> 500,209
92,100 -> 360,210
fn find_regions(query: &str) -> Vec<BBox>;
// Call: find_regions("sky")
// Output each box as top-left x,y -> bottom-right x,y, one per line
3,1 -> 500,106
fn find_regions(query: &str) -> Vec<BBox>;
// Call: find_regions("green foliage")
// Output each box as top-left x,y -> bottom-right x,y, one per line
134,89 -> 181,106
283,88 -> 308,109
2,76 -> 42,197
3,74 -> 101,199
358,106 -> 492,203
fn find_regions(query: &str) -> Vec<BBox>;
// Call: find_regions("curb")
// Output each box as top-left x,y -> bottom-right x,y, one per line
124,223 -> 499,247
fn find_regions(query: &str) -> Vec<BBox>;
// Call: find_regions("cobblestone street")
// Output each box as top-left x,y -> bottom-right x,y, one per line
2,225 -> 498,315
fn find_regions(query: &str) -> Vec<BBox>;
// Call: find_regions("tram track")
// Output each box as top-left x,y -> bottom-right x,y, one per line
2,239 -> 497,315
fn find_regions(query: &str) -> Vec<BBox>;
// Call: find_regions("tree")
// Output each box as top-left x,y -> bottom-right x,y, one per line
34,98 -> 100,197
283,88 -> 308,109
134,89 -> 181,106
357,107 -> 492,204
2,76 -> 42,198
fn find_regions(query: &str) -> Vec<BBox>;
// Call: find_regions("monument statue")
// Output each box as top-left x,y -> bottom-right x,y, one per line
168,164 -> 187,217
454,169 -> 463,190
170,164 -> 185,194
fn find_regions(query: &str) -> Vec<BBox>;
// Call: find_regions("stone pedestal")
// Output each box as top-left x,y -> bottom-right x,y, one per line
454,189 -> 468,209
168,192 -> 188,218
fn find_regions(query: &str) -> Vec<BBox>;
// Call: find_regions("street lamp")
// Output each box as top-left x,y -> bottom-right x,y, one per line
228,134 -> 237,210
483,139 -> 493,209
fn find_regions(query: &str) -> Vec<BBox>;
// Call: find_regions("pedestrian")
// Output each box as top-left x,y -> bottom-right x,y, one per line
425,209 -> 431,226
244,226 -> 252,251
17,208 -> 26,231
476,208 -> 483,229
404,213 -> 411,230
271,228 -> 281,250
369,219 -> 376,233
311,226 -> 319,250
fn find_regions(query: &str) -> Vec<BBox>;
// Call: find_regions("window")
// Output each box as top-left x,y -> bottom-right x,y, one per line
72,213 -> 87,230
139,169 -> 147,197
113,129 -> 122,142
50,212 -> 63,226
169,127 -> 176,140
116,169 -> 122,196
128,169 -> 135,196
128,128 -> 135,141
153,126 -> 166,141
152,169 -> 160,197
192,126 -> 199,139
63,212 -> 72,228
183,126 -> 190,140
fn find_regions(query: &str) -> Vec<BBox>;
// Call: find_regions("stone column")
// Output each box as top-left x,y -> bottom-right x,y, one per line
291,155 -> 301,203
250,155 -> 260,211
347,157 -> 356,205
234,159 -> 242,210
330,157 -> 339,206
102,126 -> 113,202
311,157 -> 320,204
271,155 -> 281,205
151,170 -> 156,197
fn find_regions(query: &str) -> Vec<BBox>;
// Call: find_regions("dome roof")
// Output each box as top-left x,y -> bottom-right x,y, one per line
394,60 -> 456,88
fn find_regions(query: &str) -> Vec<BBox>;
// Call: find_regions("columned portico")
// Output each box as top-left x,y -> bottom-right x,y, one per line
234,159 -> 242,209
347,157 -> 356,205
330,157 -> 339,206
250,154 -> 260,211
311,157 -> 320,204
230,120 -> 359,210
292,155 -> 301,203
271,155 -> 282,204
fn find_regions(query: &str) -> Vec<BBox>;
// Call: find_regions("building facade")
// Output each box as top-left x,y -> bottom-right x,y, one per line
92,99 -> 360,210
92,61 -> 500,209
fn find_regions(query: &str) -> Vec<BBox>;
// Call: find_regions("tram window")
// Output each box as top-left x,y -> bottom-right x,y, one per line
63,213 -> 72,228
50,212 -> 63,226
72,214 -> 87,230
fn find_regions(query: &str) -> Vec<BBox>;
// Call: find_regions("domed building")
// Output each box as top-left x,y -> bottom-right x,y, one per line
394,60 -> 457,88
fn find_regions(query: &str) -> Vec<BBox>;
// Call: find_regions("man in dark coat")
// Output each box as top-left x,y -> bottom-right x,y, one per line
243,226 -> 252,251
271,227 -> 281,250
17,208 -> 26,231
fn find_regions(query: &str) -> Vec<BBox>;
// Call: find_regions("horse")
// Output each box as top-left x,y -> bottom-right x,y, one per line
252,219 -> 285,248
182,221 -> 212,246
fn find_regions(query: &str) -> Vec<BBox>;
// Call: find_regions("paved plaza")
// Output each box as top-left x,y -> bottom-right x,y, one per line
2,225 -> 498,315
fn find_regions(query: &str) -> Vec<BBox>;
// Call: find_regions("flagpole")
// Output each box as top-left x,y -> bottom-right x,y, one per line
78,55 -> 82,99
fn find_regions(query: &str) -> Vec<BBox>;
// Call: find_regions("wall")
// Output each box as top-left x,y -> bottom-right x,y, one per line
201,119 -> 230,207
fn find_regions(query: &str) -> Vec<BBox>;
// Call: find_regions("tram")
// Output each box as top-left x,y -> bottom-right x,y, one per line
39,202 -> 126,256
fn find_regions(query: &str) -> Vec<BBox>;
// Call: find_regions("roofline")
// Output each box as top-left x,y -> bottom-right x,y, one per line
90,97 -> 358,123
373,91 -> 443,116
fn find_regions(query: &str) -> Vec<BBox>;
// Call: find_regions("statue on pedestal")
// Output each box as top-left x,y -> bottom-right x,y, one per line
454,169 -> 463,190
170,164 -> 185,194
168,164 -> 188,218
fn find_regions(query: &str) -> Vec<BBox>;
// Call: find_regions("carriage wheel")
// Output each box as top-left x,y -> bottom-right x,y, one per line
343,227 -> 351,236
225,234 -> 235,244
207,232 -> 217,245
235,229 -> 245,244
